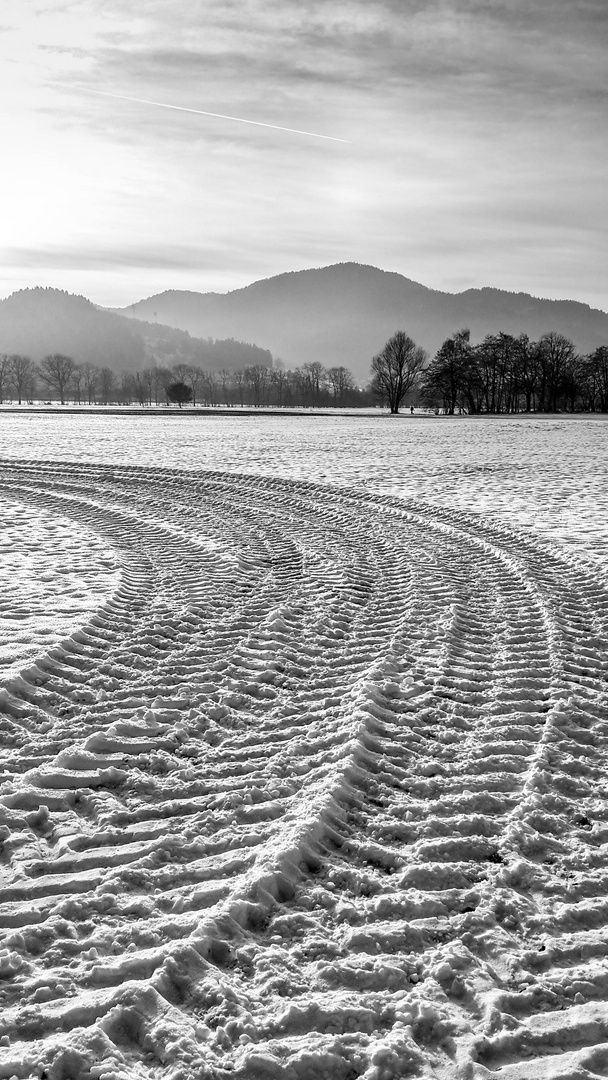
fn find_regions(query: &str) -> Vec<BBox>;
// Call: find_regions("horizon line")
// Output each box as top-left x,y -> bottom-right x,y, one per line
1,266 -> 606,317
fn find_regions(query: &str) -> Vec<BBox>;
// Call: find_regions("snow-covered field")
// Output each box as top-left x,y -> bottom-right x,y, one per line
0,412 -> 607,1080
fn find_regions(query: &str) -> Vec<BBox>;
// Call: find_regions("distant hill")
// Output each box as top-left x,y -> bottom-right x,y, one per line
0,288 -> 145,368
118,263 -> 608,380
0,288 -> 272,372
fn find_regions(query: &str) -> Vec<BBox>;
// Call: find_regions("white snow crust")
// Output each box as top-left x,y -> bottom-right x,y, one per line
0,412 -> 606,1080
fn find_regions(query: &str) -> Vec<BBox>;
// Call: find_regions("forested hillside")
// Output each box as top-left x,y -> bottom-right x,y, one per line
0,288 -> 272,372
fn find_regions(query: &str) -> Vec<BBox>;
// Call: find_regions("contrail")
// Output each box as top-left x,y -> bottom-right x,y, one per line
55,84 -> 351,143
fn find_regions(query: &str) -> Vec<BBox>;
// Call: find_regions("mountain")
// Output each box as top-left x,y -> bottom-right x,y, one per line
4,271 -> 607,384
0,288 -> 272,372
118,263 -> 608,380
0,288 -> 145,368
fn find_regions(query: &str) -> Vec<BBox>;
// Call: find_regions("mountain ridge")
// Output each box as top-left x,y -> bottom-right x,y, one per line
117,263 -> 608,379
129,263 -> 605,312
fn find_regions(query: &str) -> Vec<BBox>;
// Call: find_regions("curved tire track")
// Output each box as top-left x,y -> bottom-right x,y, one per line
0,460 -> 606,1080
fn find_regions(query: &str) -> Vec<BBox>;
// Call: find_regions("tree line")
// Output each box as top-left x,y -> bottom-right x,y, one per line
0,353 -> 374,408
3,328 -> 607,412
418,330 -> 608,414
371,329 -> 608,413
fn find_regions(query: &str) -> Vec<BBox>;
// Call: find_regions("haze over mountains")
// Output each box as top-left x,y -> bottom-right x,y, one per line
0,289 -> 272,372
119,263 -> 608,380
1,266 -> 607,383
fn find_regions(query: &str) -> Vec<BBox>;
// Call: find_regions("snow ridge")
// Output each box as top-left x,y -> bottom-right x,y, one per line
0,460 -> 607,1080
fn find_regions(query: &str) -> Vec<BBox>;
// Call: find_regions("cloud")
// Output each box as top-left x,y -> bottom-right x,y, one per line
21,0 -> 608,113
1,244 -> 227,272
33,0 -> 603,161
84,1 -> 606,88
1,0 -> 606,311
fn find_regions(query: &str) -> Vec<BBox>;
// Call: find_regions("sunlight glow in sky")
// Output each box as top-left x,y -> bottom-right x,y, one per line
1,1 -> 606,309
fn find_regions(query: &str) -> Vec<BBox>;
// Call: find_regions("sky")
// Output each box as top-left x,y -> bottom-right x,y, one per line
0,0 -> 607,310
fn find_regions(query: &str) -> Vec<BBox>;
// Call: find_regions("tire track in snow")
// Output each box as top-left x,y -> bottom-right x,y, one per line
0,460 -> 606,1079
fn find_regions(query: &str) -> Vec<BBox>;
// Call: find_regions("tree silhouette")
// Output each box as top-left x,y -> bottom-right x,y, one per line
165,380 -> 193,408
328,365 -> 355,407
8,355 -> 34,404
0,354 -> 10,404
371,331 -> 427,414
37,354 -> 77,404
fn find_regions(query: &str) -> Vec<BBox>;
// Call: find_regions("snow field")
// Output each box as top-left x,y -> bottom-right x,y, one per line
0,416 -> 606,1079
0,500 -> 119,678
1,412 -> 607,570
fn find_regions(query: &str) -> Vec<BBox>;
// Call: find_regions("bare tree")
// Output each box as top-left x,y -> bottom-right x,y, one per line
151,365 -> 171,405
180,364 -> 206,406
172,362 -> 191,384
219,368 -> 232,406
419,329 -> 472,414
301,361 -> 327,405
371,331 -> 427,414
201,370 -> 218,405
0,354 -> 11,403
512,334 -> 539,413
81,362 -> 99,405
132,370 -> 152,406
538,332 -> 577,412
270,366 -> 289,407
234,369 -> 246,407
141,368 -> 156,406
8,354 -> 34,405
586,346 -> 608,412
328,365 -> 355,407
99,367 -> 116,403
119,370 -> 134,404
37,354 -> 77,404
71,365 -> 84,404
245,364 -> 268,406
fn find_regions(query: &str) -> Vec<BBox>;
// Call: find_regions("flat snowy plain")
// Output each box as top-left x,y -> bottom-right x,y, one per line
0,410 -> 607,1080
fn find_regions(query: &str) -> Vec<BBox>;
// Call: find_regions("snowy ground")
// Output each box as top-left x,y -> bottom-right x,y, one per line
0,412 -> 607,1080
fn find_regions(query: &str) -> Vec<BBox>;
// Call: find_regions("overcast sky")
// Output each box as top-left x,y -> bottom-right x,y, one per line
1,0 -> 606,309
